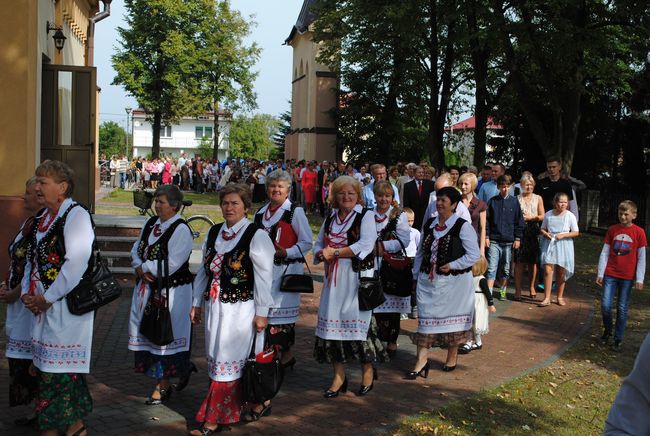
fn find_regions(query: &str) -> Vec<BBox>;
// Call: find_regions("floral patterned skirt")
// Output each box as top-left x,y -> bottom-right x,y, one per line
134,350 -> 192,379
375,313 -> 401,343
412,329 -> 472,349
314,316 -> 389,364
195,379 -> 243,425
34,371 -> 92,430
8,358 -> 38,407
266,323 -> 295,352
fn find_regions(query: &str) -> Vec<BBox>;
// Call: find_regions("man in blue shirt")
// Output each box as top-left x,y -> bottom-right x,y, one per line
363,163 -> 400,208
478,163 -> 514,202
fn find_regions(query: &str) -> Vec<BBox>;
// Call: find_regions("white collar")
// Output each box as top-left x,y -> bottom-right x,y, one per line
157,212 -> 182,230
374,205 -> 392,217
223,216 -> 249,234
259,198 -> 292,214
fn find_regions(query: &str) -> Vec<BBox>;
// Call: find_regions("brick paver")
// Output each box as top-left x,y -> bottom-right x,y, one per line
0,263 -> 592,435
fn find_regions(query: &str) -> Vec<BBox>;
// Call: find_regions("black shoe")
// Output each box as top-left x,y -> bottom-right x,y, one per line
612,340 -> 622,353
458,343 -> 472,355
243,402 -> 272,422
357,383 -> 374,396
191,424 -> 225,435
323,377 -> 348,398
442,364 -> 457,372
599,331 -> 611,346
282,357 -> 297,370
174,362 -> 198,392
406,361 -> 430,380
145,386 -> 172,405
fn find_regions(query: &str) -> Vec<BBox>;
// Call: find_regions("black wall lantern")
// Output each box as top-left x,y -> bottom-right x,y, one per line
46,21 -> 67,51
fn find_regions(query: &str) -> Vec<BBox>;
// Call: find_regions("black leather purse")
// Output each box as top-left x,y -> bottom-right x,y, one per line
66,249 -> 122,315
62,207 -> 122,315
379,238 -> 413,297
139,258 -> 174,346
280,247 -> 314,293
357,269 -> 385,311
242,332 -> 284,403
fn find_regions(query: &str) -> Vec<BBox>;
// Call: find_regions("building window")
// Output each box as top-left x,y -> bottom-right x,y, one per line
160,126 -> 172,137
195,126 -> 213,139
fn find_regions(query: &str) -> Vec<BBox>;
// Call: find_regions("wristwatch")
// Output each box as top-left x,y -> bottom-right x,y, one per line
334,249 -> 340,258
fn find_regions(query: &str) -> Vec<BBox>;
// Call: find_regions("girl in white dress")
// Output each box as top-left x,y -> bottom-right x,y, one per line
128,185 -> 194,405
538,193 -> 580,307
190,184 -> 275,434
371,181 -> 411,357
313,176 -> 386,398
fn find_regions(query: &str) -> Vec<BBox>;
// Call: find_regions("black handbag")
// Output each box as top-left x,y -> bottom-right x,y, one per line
357,269 -> 385,311
63,208 -> 122,315
66,250 -> 122,315
139,258 -> 175,346
242,332 -> 284,403
280,246 -> 314,293
379,237 -> 413,297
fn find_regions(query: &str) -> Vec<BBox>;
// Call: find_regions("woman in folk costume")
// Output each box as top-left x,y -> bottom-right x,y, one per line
371,180 -> 411,358
248,169 -> 312,419
190,184 -> 275,435
313,176 -> 387,398
1,177 -> 41,425
128,184 -> 194,405
406,186 -> 480,379
21,160 -> 95,436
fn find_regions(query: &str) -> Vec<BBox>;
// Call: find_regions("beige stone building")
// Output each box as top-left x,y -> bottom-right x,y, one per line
0,0 -> 110,278
284,0 -> 338,162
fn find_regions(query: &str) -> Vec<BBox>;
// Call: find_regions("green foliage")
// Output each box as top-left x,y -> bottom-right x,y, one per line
99,121 -> 127,158
229,114 -> 280,161
272,104 -> 291,160
194,0 -> 260,159
112,0 -> 205,158
196,137 -> 215,160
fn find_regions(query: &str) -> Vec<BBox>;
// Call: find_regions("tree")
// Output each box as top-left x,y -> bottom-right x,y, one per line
195,0 -> 260,159
99,121 -> 127,158
489,0 -> 650,174
112,0 -> 203,158
229,114 -> 279,160
272,106 -> 291,160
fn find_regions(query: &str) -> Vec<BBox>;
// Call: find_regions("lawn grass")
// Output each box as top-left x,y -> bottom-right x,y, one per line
394,233 -> 649,436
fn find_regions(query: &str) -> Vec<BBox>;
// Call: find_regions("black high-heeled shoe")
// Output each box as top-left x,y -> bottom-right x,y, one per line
358,367 -> 378,396
282,357 -> 297,370
145,386 -> 172,405
405,361 -> 430,380
174,362 -> 198,391
442,363 -> 457,372
323,377 -> 348,398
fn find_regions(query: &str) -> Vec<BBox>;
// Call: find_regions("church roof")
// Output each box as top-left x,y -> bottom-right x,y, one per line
285,0 -> 318,44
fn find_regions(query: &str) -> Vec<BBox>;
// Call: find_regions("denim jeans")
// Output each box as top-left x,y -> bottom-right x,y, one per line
601,275 -> 634,341
486,242 -> 512,281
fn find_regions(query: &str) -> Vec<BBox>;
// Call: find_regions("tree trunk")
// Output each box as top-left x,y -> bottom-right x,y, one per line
380,39 -> 404,163
212,99 -> 220,160
152,111 -> 161,159
467,0 -> 488,167
426,0 -> 445,169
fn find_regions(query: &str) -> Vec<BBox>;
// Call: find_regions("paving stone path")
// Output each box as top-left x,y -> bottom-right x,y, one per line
0,255 -> 592,435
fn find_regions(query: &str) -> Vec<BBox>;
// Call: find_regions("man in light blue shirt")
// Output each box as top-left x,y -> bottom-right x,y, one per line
363,163 -> 400,208
478,163 -> 514,202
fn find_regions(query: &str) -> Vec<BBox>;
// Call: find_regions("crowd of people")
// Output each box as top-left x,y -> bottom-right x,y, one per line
1,156 -> 646,435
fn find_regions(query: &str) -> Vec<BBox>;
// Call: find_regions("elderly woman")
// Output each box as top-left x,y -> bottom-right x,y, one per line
21,160 -> 94,436
190,184 -> 275,435
249,169 -> 313,419
128,184 -> 194,405
0,177 -> 41,423
514,172 -> 545,300
459,172 -> 488,255
407,187 -> 480,378
372,180 -> 411,357
314,176 -> 386,398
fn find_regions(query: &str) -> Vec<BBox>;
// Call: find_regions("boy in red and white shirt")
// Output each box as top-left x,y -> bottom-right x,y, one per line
596,200 -> 646,352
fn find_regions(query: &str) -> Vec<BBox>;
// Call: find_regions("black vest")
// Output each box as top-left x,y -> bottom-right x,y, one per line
419,217 -> 470,276
203,222 -> 262,304
324,208 -> 374,272
137,215 -> 194,289
8,215 -> 38,290
253,203 -> 302,265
